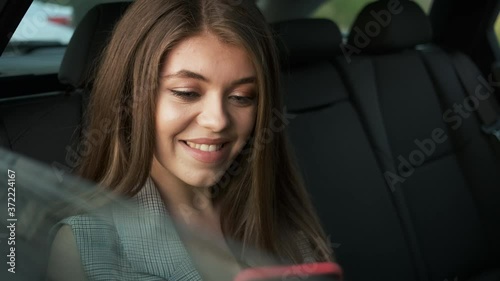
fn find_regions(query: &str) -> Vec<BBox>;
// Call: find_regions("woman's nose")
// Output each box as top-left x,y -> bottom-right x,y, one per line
197,94 -> 230,132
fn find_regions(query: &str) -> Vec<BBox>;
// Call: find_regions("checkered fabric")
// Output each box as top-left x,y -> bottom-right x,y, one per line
53,177 -> 203,281
52,177 -> 318,280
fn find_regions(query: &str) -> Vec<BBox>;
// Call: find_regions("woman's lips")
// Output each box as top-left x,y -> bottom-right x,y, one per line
180,140 -> 230,164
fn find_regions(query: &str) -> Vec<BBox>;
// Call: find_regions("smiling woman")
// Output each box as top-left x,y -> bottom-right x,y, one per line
153,32 -> 257,187
47,0 -> 334,280
152,32 -> 258,232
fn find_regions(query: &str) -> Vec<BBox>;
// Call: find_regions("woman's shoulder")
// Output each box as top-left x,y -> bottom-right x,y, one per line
53,211 -> 123,256
49,212 -> 129,281
49,189 -> 202,280
56,208 -> 117,238
59,212 -> 109,226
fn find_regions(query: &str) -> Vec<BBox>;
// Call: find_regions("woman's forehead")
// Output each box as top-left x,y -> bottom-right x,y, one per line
160,33 -> 256,83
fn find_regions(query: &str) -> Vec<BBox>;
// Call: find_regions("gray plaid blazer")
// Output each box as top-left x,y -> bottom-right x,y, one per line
55,177 -> 203,281
55,177 -> 317,281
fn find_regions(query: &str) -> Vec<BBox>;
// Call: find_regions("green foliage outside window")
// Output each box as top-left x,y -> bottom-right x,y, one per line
494,16 -> 500,45
312,0 -> 433,33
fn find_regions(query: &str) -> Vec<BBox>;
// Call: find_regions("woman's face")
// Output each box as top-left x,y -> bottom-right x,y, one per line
153,32 -> 257,189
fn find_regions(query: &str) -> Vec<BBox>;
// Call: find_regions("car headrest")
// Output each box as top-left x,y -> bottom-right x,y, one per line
347,0 -> 432,53
272,19 -> 343,66
58,2 -> 132,88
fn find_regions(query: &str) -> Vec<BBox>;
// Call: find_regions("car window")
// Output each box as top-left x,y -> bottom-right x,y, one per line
0,0 -> 434,77
0,0 -> 131,77
10,1 -> 73,45
494,12 -> 500,47
312,0 -> 434,33
256,0 -> 433,34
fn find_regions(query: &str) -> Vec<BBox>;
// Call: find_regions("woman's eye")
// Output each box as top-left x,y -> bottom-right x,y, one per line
229,95 -> 255,106
171,90 -> 200,100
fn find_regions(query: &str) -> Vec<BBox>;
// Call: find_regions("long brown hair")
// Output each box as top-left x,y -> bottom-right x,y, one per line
77,0 -> 333,264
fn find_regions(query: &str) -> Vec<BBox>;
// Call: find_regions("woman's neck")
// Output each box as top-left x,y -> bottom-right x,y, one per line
150,157 -> 220,230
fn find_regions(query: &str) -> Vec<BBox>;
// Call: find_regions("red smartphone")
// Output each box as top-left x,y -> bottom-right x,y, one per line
234,262 -> 343,281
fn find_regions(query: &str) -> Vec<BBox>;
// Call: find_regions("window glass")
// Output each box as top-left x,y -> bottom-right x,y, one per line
312,0 -> 433,34
415,0 -> 434,14
494,12 -> 500,46
10,0 -> 74,45
1,0 -> 131,76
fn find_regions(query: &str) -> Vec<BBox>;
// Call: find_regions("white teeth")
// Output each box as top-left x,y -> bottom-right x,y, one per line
185,141 -> 223,152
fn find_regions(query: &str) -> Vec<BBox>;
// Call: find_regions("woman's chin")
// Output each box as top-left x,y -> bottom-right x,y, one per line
184,176 -> 219,190
183,166 -> 229,189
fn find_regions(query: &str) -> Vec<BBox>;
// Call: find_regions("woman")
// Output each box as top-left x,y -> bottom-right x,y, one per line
48,0 -> 333,280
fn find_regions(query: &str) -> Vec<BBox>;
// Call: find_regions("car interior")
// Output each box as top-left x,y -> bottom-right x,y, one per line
1,0 -> 500,281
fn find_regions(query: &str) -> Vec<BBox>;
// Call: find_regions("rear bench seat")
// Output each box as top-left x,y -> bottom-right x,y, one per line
335,1 -> 500,280
0,88 -> 82,167
272,19 -> 423,281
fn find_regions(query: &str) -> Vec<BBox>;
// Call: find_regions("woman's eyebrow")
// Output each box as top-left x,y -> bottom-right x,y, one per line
161,69 -> 256,86
161,70 -> 207,81
231,76 -> 256,87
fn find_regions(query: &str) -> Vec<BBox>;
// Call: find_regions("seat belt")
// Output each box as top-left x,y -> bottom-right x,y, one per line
419,49 -> 500,158
449,52 -> 500,146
